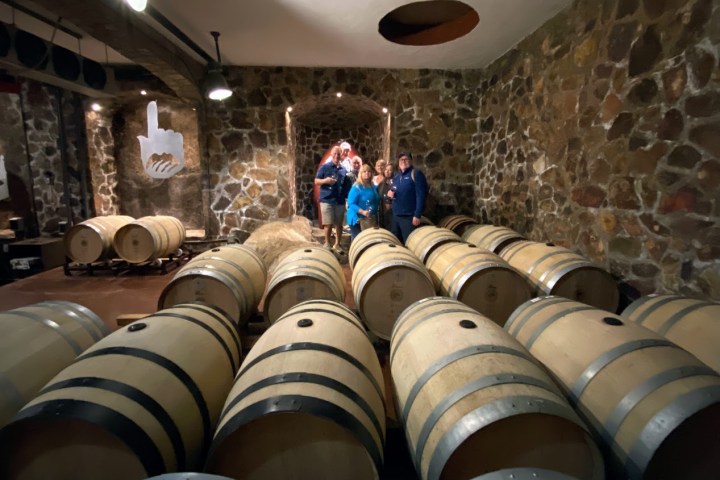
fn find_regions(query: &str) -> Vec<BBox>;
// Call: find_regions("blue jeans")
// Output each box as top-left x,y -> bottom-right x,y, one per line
350,223 -> 362,240
392,215 -> 416,244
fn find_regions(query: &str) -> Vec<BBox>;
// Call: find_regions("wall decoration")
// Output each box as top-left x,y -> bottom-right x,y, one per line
137,101 -> 184,179
0,155 -> 8,201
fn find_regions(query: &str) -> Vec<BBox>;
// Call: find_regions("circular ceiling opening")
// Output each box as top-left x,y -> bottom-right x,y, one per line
379,0 -> 479,46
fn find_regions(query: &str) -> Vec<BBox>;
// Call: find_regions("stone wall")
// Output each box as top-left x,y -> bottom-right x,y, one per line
475,0 -> 720,300
0,90 -> 34,232
19,81 -> 87,233
86,108 -> 119,216
295,122 -> 385,217
205,67 -> 480,235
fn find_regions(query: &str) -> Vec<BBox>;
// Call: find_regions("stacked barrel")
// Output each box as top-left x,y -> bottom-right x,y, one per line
64,215 -> 187,265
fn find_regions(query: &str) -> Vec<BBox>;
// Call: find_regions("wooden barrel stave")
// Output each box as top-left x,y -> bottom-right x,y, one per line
262,246 -> 345,324
64,215 -> 134,263
205,300 -> 384,480
622,294 -> 720,373
113,216 -> 185,264
348,227 -> 400,269
405,226 -> 462,264
0,304 -> 241,479
462,224 -> 526,255
507,296 -> 720,480
391,297 -> 604,480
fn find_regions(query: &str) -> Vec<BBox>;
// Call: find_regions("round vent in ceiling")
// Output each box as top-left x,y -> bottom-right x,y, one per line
379,0 -> 479,46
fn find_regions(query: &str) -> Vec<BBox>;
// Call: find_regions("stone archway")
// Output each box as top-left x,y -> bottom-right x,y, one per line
285,93 -> 391,219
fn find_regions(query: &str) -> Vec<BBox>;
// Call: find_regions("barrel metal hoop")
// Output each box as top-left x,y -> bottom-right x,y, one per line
151,312 -> 239,377
355,260 -> 430,314
269,262 -> 344,301
218,372 -> 384,444
626,295 -> 682,325
413,373 -> 566,473
171,266 -> 248,320
427,396 -> 579,480
436,250 -> 487,289
7,310 -> 83,355
542,261 -> 595,295
624,385 -> 720,479
504,296 -> 563,335
524,305 -> 596,350
174,303 -> 241,355
658,302 -> 715,335
569,339 -> 676,406
211,395 -> 383,476
536,256 -> 585,288
467,468 -> 579,480
390,297 -> 458,342
197,255 -> 259,302
39,376 -> 187,470
13,399 -> 167,475
77,346 -> 212,455
448,261 -> 506,300
525,250 -> 568,277
400,345 -> 538,423
238,342 -> 384,405
38,300 -> 108,340
602,365 -> 718,448
499,240 -> 534,263
390,307 -> 478,366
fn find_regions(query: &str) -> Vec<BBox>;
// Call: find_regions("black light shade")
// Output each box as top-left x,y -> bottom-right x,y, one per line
206,31 -> 232,101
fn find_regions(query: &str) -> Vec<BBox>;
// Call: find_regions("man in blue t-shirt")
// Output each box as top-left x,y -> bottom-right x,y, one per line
387,151 -> 428,244
315,145 -> 351,251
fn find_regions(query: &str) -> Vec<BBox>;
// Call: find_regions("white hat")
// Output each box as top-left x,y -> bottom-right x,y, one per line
340,142 -> 351,150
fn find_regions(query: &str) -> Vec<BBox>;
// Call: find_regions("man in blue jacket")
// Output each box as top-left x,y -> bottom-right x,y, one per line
387,151 -> 428,244
315,145 -> 351,251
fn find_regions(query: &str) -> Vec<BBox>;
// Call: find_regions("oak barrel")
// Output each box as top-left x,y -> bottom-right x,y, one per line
205,300 -> 385,479
506,296 -> 720,480
391,297 -> 603,480
622,294 -> 720,373
500,241 -> 618,312
437,215 -> 478,236
462,224 -> 526,255
351,242 -> 435,339
113,215 -> 185,263
348,227 -> 400,269
0,303 -> 241,479
0,301 -> 108,428
471,469 -> 581,479
262,246 -> 345,324
425,242 -> 533,326
405,226 -> 461,264
64,215 -> 134,263
158,244 -> 267,326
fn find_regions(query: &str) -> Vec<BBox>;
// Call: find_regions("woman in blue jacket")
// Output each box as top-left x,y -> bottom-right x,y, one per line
346,164 -> 380,241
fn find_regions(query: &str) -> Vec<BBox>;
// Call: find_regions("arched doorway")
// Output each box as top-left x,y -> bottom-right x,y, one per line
285,93 -> 391,221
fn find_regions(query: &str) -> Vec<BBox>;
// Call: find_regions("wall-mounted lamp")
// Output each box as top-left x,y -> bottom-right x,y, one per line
336,92 -> 343,98
286,106 -> 293,112
205,31 -> 232,101
91,103 -> 102,112
125,0 -> 147,12
382,107 -> 388,114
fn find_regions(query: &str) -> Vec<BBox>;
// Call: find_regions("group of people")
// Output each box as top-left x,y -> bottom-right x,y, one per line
315,141 -> 428,253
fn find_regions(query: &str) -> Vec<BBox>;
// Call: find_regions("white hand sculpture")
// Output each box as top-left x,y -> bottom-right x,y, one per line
137,101 -> 185,179
0,155 -> 8,201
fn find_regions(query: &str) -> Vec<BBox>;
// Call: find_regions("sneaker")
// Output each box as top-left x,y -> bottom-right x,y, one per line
333,244 -> 345,254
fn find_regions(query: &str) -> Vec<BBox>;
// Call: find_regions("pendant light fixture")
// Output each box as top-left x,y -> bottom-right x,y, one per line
125,0 -> 147,12
205,31 -> 232,101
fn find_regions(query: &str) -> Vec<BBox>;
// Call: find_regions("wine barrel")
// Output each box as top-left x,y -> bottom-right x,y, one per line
425,242 -> 533,326
0,301 -> 109,428
348,227 -> 400,269
471,469 -> 581,479
500,241 -> 618,312
351,243 -> 435,340
114,216 -> 185,264
506,296 -> 720,480
145,474 -> 234,480
0,303 -> 241,480
64,215 -> 134,263
405,226 -> 462,264
437,215 -> 478,236
462,224 -> 526,255
391,297 -> 604,480
205,300 -> 385,480
158,245 -> 267,326
622,294 -> 720,373
262,246 -> 345,324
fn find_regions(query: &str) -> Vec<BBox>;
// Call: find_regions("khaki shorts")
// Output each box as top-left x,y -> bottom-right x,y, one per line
320,202 -> 345,225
